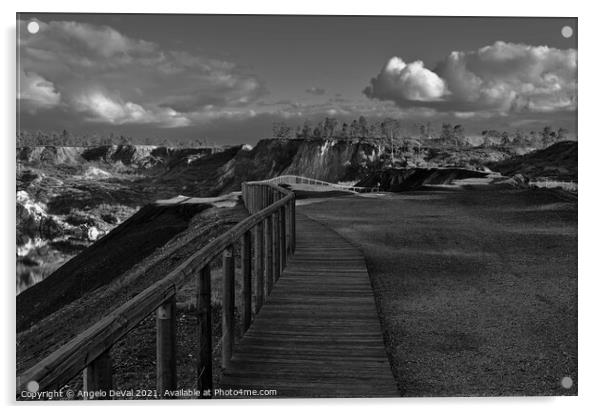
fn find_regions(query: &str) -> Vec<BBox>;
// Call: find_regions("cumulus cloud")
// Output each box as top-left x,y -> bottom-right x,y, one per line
364,57 -> 448,102
306,87 -> 326,96
364,41 -> 577,115
18,70 -> 61,113
74,91 -> 190,127
17,19 -> 267,127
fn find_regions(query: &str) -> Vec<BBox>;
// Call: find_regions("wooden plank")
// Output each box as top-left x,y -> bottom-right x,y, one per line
241,231 -> 252,332
222,246 -> 235,369
197,265 -> 212,398
83,349 -> 112,400
220,213 -> 398,398
156,295 -> 176,396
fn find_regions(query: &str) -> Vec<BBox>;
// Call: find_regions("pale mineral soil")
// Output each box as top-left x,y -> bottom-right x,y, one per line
299,184 -> 577,396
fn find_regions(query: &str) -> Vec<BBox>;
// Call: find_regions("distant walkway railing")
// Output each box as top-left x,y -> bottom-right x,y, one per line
17,182 -> 295,399
261,175 -> 379,193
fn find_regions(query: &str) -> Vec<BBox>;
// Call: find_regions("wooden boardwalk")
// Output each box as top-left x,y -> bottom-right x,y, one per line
220,213 -> 398,398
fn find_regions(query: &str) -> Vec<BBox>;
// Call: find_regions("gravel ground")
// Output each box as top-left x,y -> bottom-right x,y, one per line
299,184 -> 577,396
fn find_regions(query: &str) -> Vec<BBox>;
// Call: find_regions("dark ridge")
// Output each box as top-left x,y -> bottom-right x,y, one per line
356,168 -> 489,192
487,141 -> 577,181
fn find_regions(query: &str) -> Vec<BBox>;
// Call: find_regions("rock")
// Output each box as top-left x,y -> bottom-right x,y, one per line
16,232 -> 30,247
16,203 -> 30,222
101,213 -> 119,225
81,166 -> 112,179
512,174 -> 528,186
87,226 -> 101,241
496,173 -> 530,188
40,217 -> 64,239
66,211 -> 95,226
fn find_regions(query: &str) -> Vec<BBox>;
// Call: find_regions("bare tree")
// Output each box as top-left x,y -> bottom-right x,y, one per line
381,118 -> 403,163
453,124 -> 465,147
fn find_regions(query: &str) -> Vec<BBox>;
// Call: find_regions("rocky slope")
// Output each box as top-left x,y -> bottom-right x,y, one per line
16,144 -> 227,293
17,144 -> 220,170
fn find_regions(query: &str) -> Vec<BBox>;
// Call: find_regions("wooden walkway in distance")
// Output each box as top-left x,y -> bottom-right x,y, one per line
220,213 -> 399,398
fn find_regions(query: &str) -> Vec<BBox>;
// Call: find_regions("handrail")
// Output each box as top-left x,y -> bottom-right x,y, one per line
17,182 -> 295,399
259,175 -> 379,193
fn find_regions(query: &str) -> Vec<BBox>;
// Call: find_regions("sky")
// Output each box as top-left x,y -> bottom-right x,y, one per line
17,13 -> 577,144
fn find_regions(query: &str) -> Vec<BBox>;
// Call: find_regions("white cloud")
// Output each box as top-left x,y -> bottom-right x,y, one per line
48,20 -> 155,58
17,19 -> 267,127
74,91 -> 190,127
452,111 -> 476,119
364,42 -> 577,115
364,57 -> 448,102
18,70 -> 61,113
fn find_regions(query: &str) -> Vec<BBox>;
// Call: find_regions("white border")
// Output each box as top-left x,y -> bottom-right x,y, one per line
2,1 -> 600,413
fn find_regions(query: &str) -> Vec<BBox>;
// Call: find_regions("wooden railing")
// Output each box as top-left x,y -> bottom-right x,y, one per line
16,182 -> 295,399
261,175 -> 379,193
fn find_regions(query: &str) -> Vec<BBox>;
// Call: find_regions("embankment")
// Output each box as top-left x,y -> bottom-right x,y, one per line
356,168 -> 491,191
487,141 -> 577,181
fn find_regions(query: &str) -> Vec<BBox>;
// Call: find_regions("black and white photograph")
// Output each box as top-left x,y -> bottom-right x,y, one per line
14,10 -> 579,402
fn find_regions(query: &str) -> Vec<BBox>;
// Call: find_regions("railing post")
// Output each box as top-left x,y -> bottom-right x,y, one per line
244,183 -> 249,211
291,199 -> 296,253
241,183 -> 247,208
197,265 -> 212,398
273,210 -> 281,282
287,201 -> 292,256
280,205 -> 286,269
254,222 -> 265,312
83,349 -> 113,399
241,231 -> 252,332
156,295 -> 177,397
265,214 -> 273,294
256,185 -> 260,211
222,246 -> 235,369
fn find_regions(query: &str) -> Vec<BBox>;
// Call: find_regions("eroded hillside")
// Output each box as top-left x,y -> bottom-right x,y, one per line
16,138 -> 526,292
